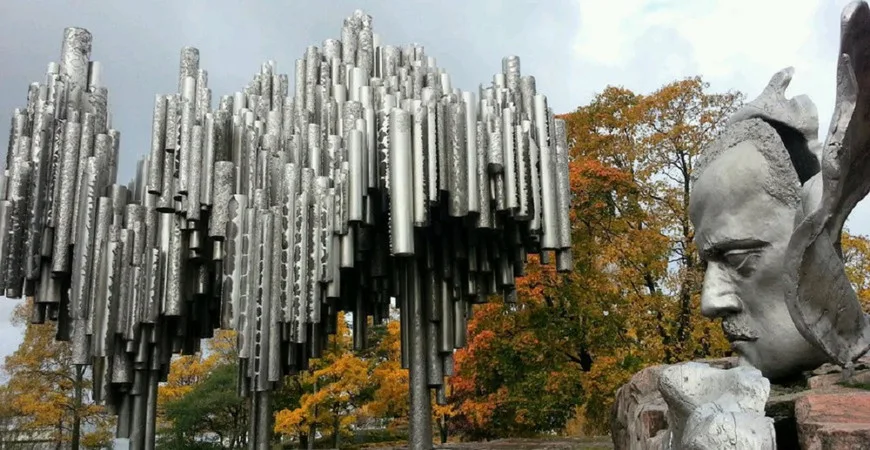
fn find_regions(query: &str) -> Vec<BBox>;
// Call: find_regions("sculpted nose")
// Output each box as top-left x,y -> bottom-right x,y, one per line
700,263 -> 742,318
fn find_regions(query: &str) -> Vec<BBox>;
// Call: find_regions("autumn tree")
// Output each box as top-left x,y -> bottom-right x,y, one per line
2,299 -> 112,449
362,320 -> 408,423
450,77 -> 742,436
450,156 -> 660,436
274,315 -> 373,449
843,230 -> 870,310
432,386 -> 456,444
449,301 -> 586,440
564,77 -> 741,361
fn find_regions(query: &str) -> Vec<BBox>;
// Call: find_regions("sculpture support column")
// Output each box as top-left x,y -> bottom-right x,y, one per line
407,257 -> 432,450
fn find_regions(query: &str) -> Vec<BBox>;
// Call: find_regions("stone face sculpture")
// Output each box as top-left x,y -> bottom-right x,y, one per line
690,0 -> 870,381
689,75 -> 829,380
651,3 -> 870,448
658,362 -> 775,449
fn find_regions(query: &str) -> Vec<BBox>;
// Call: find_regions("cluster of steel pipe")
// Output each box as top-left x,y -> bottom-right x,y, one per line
0,10 -> 572,450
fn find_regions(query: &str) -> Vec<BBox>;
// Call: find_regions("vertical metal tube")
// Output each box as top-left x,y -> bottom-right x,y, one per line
144,370 -> 159,450
535,95 -> 558,249
389,108 -> 414,256
178,47 -> 200,92
148,95 -> 167,194
177,78 -> 196,197
348,129 -> 364,222
186,124 -> 203,220
407,259 -> 433,450
462,91 -> 479,213
201,113 -> 216,206
439,277 -> 454,353
502,110 -> 518,210
51,121 -> 82,274
447,103 -> 468,217
59,27 -> 92,111
411,100 -> 428,227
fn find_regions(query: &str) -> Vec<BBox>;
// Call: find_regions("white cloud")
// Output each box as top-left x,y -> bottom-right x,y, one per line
571,0 -> 870,235
573,0 -> 844,117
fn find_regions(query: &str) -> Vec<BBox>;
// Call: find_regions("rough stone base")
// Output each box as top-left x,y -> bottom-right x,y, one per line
611,357 -> 870,450
796,389 -> 870,449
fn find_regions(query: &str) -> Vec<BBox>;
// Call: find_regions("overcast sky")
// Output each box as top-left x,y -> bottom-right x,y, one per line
0,0 -> 859,362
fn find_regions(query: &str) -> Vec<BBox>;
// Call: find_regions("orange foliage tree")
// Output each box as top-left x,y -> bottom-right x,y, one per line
451,76 -> 742,436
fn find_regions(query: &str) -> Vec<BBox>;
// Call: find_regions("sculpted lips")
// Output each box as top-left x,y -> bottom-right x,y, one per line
722,318 -> 759,342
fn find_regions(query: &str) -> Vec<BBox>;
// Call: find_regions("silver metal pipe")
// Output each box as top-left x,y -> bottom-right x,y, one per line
407,259 -> 433,450
535,95 -> 559,250
5,152 -> 32,298
177,85 -> 195,197
59,27 -> 92,111
306,176 -> 323,325
255,209 -> 273,392
223,194 -> 247,329
411,99 -> 428,227
200,113 -> 216,206
51,121 -> 82,274
186,124 -> 203,220
502,110 -> 518,210
0,200 -> 10,291
178,47 -> 200,93
348,129 -> 365,222
447,102 -> 468,217
292,177 -> 311,343
70,157 -> 98,331
554,118 -> 572,249
462,91 -> 479,213
89,195 -> 112,350
196,69 -> 210,124
210,161 -> 235,238
148,96 -> 167,195
269,206 -> 283,383
389,107 -> 414,256
24,109 -> 53,279
475,122 -> 492,229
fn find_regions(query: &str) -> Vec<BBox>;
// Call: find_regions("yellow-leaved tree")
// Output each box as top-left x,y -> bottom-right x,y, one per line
274,315 -> 371,449
2,299 -> 112,449
842,230 -> 870,310
363,320 -> 408,421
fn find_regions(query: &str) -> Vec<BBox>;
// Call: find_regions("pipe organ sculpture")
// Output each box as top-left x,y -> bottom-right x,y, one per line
0,10 -> 573,450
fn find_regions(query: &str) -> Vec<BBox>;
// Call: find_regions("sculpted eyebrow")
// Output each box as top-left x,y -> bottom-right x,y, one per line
703,238 -> 769,257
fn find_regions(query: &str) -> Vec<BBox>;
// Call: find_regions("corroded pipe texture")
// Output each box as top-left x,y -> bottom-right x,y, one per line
0,14 -> 572,450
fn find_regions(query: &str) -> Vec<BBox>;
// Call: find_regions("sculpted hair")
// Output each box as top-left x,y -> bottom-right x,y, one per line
693,117 -> 803,207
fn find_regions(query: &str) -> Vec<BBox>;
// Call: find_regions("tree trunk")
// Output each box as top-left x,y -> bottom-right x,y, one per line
308,377 -> 317,450
71,366 -> 84,450
440,414 -> 448,444
55,418 -> 63,450
332,414 -> 340,449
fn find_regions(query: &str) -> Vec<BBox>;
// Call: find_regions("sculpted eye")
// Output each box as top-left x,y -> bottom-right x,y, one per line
723,250 -> 761,276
